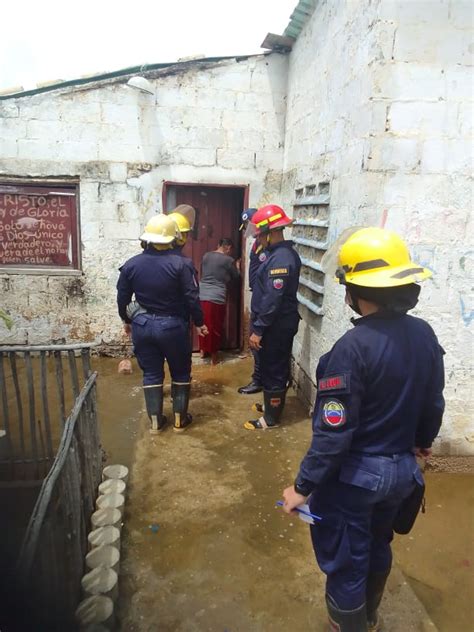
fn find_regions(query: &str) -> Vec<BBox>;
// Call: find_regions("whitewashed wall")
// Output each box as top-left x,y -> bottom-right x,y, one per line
283,0 -> 473,454
0,53 -> 288,348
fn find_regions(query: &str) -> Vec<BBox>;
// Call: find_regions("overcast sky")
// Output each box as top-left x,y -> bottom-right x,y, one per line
0,0 -> 297,91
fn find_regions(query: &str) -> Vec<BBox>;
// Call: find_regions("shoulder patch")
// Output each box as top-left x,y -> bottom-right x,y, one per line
259,252 -> 267,262
318,374 -> 349,393
273,278 -> 284,290
269,267 -> 289,276
321,399 -> 346,428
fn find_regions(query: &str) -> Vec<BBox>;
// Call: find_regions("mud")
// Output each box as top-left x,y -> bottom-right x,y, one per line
87,356 -> 474,632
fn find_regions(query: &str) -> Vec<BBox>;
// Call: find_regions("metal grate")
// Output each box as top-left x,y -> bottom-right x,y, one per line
292,183 -> 330,316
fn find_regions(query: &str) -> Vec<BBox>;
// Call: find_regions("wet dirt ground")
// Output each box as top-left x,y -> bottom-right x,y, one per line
94,356 -> 473,632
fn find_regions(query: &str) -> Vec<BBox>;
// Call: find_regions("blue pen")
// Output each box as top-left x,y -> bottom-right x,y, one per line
276,500 -> 322,522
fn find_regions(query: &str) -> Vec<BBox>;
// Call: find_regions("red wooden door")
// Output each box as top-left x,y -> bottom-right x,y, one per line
164,185 -> 245,351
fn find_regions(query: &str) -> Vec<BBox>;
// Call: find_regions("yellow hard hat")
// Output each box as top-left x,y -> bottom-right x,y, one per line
336,227 -> 432,288
173,204 -> 196,229
168,212 -> 191,233
140,215 -> 181,244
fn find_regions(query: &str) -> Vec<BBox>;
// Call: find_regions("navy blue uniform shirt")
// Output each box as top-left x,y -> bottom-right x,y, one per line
296,312 -> 445,493
248,240 -> 268,291
251,240 -> 301,336
117,247 -> 204,326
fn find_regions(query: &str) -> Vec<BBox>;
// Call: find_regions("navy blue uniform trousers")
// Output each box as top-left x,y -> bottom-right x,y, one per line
132,313 -> 191,385
258,321 -> 297,391
309,451 -> 421,609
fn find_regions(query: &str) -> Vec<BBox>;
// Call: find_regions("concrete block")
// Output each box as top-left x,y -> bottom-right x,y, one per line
19,100 -> 63,121
394,25 -> 472,65
157,88 -> 197,108
0,138 -> 18,158
372,62 -> 446,101
255,150 -> 284,171
173,147 -> 216,166
0,119 -> 26,142
181,108 -> 222,129
26,119 -> 61,140
195,88 -> 236,110
421,138 -> 473,174
217,148 -> 255,169
222,110 -> 263,131
378,0 -> 449,24
81,222 -> 101,242
97,142 -> 143,162
55,141 -> 98,162
100,220 -> 140,240
108,163 -> 128,182
0,102 -> 19,118
63,100 -> 101,123
213,69 -> 250,92
449,1 -> 474,29
17,139 -> 57,160
389,102 -> 459,136
98,123 -> 140,145
458,103 -> 473,137
101,103 -> 140,125
446,66 -> 474,101
185,127 -> 226,149
365,137 -> 420,172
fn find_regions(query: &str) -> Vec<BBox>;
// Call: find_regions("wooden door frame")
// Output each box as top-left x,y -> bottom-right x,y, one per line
162,181 -> 249,352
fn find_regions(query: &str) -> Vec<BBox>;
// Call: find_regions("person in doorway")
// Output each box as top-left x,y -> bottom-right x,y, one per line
244,204 -> 301,430
199,238 -> 240,364
117,214 -> 208,434
237,208 -> 268,395
282,227 -> 445,632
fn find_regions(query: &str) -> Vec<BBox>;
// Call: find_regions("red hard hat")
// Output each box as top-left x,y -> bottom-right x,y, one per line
251,204 -> 293,235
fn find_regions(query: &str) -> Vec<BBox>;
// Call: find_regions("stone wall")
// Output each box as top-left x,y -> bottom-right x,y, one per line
0,53 -> 288,347
283,0 -> 473,454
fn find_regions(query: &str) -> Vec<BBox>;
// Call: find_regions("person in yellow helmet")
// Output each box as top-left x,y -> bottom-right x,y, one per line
117,214 -> 208,434
282,227 -> 445,631
167,204 -> 196,250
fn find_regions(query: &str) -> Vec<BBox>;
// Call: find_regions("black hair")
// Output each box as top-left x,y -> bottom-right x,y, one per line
219,238 -> 233,248
346,283 -> 421,315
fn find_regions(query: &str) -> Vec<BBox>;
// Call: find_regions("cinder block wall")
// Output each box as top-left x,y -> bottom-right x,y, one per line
0,53 -> 288,348
283,0 -> 473,455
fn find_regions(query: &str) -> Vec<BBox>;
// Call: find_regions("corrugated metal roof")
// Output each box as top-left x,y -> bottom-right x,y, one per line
0,54 -> 266,101
283,0 -> 317,39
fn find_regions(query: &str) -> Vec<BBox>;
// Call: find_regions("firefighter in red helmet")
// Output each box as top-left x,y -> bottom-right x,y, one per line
244,204 -> 301,430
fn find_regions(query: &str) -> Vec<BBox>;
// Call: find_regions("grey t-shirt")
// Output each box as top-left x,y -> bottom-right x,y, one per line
199,251 -> 240,304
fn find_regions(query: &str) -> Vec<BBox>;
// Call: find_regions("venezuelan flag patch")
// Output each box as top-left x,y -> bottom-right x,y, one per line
322,399 -> 346,427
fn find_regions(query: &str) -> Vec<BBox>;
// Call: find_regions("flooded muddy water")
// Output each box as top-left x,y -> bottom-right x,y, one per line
91,356 -> 473,632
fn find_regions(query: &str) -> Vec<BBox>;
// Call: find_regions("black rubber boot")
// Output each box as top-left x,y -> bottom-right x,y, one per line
326,594 -> 368,631
366,570 -> 389,630
238,381 -> 263,395
172,382 -> 192,432
143,385 -> 167,434
244,389 -> 286,430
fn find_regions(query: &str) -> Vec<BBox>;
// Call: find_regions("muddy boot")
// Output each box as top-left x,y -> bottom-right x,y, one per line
326,594 -> 368,631
244,389 -> 286,430
366,571 -> 389,631
143,385 -> 167,435
172,382 -> 192,432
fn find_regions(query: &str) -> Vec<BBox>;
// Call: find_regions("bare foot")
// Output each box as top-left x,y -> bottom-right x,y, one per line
211,352 -> 219,365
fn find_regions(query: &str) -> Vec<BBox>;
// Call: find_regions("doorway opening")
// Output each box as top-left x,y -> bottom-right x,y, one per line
163,182 -> 248,352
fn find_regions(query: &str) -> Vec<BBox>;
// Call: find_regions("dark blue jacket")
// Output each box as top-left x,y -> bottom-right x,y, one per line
249,240 -> 268,291
117,247 -> 203,326
251,240 -> 301,336
296,312 -> 445,492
